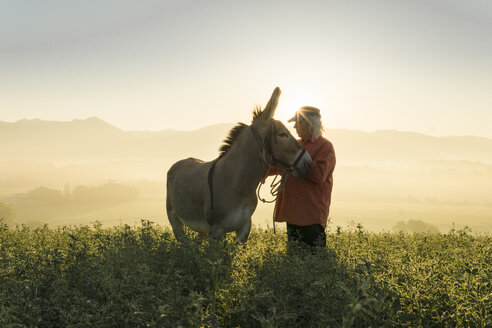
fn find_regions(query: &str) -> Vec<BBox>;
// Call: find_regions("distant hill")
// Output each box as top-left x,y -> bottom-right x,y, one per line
328,129 -> 492,165
1,118 -> 492,165
0,118 -> 231,162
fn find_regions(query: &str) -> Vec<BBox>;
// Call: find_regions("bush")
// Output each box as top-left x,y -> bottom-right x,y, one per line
0,221 -> 490,327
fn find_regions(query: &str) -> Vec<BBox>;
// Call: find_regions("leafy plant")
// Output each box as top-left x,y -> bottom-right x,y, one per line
0,220 -> 490,327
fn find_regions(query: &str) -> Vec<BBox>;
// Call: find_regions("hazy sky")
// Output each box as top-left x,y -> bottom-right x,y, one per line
1,0 -> 491,137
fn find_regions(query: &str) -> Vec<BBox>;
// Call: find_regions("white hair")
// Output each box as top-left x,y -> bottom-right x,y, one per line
298,106 -> 324,139
308,114 -> 323,139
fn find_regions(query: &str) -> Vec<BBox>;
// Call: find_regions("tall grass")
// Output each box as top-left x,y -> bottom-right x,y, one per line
0,220 -> 490,327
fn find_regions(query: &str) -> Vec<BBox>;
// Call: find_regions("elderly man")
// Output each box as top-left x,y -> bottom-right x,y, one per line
274,106 -> 336,247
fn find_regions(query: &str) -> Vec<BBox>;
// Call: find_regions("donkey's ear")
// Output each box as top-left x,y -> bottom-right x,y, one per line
261,87 -> 281,119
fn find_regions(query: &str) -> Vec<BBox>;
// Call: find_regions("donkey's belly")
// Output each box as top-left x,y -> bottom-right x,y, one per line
185,220 -> 210,234
220,204 -> 256,232
177,210 -> 210,233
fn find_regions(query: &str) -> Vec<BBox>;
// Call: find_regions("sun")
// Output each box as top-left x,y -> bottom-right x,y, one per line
275,84 -> 325,124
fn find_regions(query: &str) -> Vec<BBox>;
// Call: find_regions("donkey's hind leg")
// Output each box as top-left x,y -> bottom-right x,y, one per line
168,211 -> 185,242
166,198 -> 185,242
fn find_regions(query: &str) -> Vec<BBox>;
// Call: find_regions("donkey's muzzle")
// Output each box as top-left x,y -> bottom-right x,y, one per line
292,148 -> 312,178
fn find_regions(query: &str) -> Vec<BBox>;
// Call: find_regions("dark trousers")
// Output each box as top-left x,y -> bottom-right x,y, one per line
287,223 -> 326,247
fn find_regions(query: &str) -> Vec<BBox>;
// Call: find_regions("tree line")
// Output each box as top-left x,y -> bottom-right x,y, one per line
17,182 -> 138,205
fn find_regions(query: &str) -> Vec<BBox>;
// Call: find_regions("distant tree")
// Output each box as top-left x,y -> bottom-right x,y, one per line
24,187 -> 64,204
392,219 -> 440,233
96,182 -> 138,203
72,182 -> 138,205
0,201 -> 15,226
72,185 -> 92,203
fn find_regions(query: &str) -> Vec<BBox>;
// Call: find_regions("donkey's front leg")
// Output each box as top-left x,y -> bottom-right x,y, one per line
208,224 -> 226,242
235,217 -> 252,242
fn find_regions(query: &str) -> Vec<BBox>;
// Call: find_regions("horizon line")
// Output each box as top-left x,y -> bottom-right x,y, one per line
1,116 -> 491,140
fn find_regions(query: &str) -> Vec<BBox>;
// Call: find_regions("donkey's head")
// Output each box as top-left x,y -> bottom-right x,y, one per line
252,87 -> 312,178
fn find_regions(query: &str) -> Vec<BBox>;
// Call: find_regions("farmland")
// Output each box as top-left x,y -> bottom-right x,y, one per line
0,220 -> 490,327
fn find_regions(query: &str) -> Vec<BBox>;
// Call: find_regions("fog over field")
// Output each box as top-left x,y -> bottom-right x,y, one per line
1,117 -> 491,232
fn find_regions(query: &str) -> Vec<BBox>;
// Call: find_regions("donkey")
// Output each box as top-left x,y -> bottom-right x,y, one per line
166,87 -> 312,242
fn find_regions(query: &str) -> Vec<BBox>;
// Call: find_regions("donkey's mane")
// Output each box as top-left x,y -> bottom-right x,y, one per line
218,106 -> 264,158
218,123 -> 248,158
252,105 -> 263,120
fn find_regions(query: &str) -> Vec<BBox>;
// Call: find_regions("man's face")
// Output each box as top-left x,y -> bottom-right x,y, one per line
294,118 -> 312,140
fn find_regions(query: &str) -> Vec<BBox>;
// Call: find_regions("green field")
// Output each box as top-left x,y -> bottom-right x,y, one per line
0,220 -> 490,327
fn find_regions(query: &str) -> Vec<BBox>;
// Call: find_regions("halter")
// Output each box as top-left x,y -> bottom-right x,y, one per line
250,125 -> 307,171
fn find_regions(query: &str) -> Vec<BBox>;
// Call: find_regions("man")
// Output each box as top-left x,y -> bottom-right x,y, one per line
274,106 -> 336,247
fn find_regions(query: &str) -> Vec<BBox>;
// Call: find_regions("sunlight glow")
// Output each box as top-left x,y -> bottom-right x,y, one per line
275,84 -> 327,125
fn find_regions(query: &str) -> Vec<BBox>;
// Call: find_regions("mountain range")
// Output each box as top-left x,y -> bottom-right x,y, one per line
1,117 -> 492,165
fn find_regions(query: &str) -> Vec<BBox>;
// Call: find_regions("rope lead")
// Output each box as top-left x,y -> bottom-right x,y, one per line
257,169 -> 289,234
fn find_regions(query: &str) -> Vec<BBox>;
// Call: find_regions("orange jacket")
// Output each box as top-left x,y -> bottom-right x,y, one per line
273,136 -> 336,227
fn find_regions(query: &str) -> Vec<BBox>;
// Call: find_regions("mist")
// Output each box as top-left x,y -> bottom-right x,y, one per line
1,118 -> 491,233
